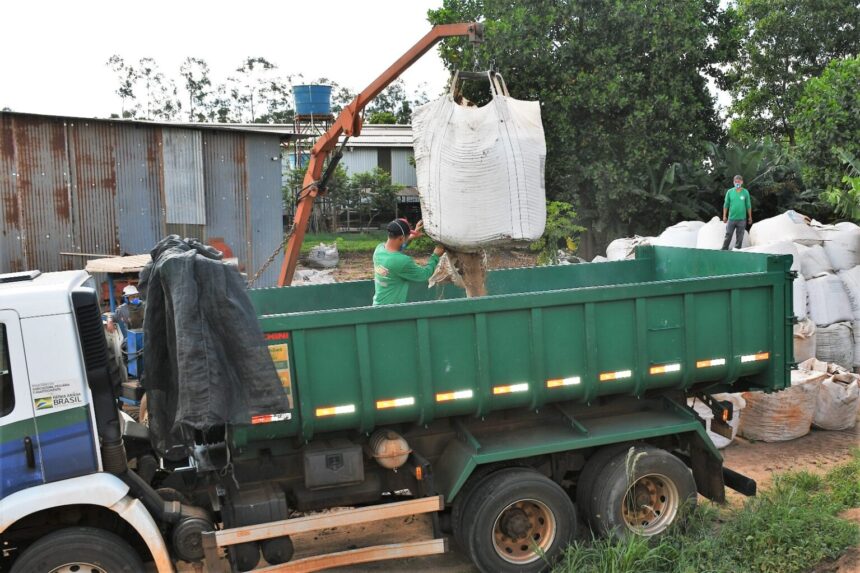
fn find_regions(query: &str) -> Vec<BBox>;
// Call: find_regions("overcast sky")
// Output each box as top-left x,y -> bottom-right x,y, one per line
0,0 -> 450,118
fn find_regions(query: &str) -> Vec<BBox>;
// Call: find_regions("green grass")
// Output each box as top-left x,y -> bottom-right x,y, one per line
555,449 -> 860,573
300,232 -> 386,254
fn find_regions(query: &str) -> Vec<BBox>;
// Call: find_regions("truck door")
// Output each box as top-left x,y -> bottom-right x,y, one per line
0,310 -> 43,498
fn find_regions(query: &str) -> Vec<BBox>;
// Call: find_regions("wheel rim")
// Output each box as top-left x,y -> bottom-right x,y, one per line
621,473 -> 679,536
49,564 -> 107,573
491,498 -> 557,564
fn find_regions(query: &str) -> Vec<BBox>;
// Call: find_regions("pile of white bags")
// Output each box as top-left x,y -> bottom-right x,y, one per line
606,236 -> 654,261
793,318 -> 816,362
796,244 -> 834,278
306,243 -> 339,269
750,210 -> 822,246
739,369 -> 824,442
806,274 -> 853,327
697,216 -> 750,250
412,88 -> 546,251
819,222 -> 860,270
740,241 -> 801,272
837,266 -> 860,368
652,221 -> 705,248
815,322 -> 854,368
793,277 -> 808,320
798,358 -> 860,431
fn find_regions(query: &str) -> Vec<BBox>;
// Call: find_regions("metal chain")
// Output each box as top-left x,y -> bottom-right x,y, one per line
247,225 -> 295,287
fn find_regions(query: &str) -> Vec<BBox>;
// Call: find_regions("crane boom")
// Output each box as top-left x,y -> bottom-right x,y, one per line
277,22 -> 484,286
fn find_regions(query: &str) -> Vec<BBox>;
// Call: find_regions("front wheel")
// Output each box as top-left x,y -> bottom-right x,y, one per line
460,468 -> 577,573
11,526 -> 145,573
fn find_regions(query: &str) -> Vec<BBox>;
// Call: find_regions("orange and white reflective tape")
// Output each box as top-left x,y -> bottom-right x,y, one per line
599,370 -> 632,382
251,412 -> 291,424
436,389 -> 474,402
696,358 -> 726,368
492,382 -> 529,395
547,376 -> 581,388
649,363 -> 681,375
741,352 -> 769,363
376,396 -> 415,410
315,404 -> 356,417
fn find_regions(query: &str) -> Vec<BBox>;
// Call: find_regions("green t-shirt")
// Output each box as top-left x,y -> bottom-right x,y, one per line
724,187 -> 751,220
372,244 -> 440,306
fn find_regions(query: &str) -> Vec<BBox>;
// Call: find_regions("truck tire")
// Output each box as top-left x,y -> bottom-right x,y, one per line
588,445 -> 696,538
460,468 -> 577,573
575,443 -> 633,524
11,526 -> 145,573
451,464 -> 510,549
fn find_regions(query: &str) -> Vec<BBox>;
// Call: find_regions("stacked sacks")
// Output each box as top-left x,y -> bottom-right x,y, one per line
838,266 -> 860,370
652,221 -> 705,248
605,236 -> 654,261
799,358 -> 860,431
793,318 -> 816,363
750,210 -> 823,246
820,222 -> 860,270
740,242 -> 806,320
697,216 -> 750,249
739,369 -> 824,442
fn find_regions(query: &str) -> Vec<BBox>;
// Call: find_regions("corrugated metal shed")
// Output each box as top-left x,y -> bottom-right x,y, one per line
0,111 -> 303,287
338,124 -> 413,147
391,148 -> 417,187
341,148 -> 378,176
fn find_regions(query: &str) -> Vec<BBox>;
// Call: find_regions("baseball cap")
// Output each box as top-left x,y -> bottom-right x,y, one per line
123,285 -> 139,296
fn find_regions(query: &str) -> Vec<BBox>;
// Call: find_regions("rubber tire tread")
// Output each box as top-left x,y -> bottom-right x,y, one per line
451,464 -> 518,550
589,445 -> 697,539
575,443 -> 633,525
11,526 -> 145,573
461,468 -> 577,573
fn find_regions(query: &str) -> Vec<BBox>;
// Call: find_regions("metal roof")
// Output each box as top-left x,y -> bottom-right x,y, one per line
339,124 -> 414,148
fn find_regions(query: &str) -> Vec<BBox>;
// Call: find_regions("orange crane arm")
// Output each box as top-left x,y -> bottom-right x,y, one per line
277,22 -> 484,286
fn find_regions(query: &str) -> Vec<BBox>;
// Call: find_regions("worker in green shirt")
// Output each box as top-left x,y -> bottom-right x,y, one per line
721,174 -> 753,250
373,219 -> 445,305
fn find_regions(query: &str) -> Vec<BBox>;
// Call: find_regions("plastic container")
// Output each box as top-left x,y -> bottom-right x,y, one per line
293,85 -> 332,116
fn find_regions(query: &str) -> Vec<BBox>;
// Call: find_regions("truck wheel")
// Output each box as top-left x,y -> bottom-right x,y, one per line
589,445 -> 696,538
451,464 -> 508,549
461,468 -> 576,573
575,443 -> 633,524
11,526 -> 145,573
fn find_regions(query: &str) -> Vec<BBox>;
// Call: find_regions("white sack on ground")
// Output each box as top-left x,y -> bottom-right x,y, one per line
688,393 -> 746,449
750,210 -> 823,246
793,276 -> 808,320
819,222 -> 860,271
795,244 -> 834,278
412,93 -> 546,251
740,241 -> 800,272
815,321 -> 854,369
652,221 -> 705,248
606,236 -> 654,261
306,243 -> 339,269
813,373 -> 860,431
739,370 -> 823,442
793,318 -> 816,363
806,274 -> 853,326
293,268 -> 337,284
837,267 -> 860,319
696,216 -> 750,250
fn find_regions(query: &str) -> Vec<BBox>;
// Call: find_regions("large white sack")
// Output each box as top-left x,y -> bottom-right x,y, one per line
413,93 -> 546,251
837,267 -> 860,320
793,276 -> 808,320
815,321 -> 854,368
740,241 -> 800,272
652,221 -> 705,248
696,216 -> 750,250
739,370 -> 823,442
605,236 -> 654,261
806,274 -> 854,326
795,244 -> 834,278
688,393 -> 746,449
819,222 -> 860,271
750,210 -> 822,246
854,319 -> 860,367
813,373 -> 859,431
793,318 -> 816,362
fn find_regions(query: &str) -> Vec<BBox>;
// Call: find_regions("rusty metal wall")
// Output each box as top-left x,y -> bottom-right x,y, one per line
0,113 -> 285,287
162,129 -> 205,225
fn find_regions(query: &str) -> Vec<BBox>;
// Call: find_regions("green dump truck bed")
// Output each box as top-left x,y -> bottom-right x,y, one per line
245,246 -> 793,443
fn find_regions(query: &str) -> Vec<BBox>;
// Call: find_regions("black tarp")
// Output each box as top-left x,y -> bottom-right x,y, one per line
139,236 -> 290,456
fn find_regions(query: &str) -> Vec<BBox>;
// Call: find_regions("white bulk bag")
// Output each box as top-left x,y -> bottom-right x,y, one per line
412,84 -> 546,251
750,210 -> 822,246
806,274 -> 853,326
688,393 -> 746,449
605,236 -> 653,261
793,318 -> 816,362
652,221 -> 705,248
837,266 -> 860,319
815,321 -> 854,368
740,241 -> 800,272
307,243 -> 339,269
813,374 -> 860,431
793,276 -> 808,320
739,370 -> 823,442
795,244 -> 834,278
854,319 -> 860,367
591,255 -> 608,263
819,222 -> 860,271
696,216 -> 750,250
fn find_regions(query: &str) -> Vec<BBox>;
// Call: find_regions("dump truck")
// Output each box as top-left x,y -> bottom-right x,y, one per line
0,246 -> 792,572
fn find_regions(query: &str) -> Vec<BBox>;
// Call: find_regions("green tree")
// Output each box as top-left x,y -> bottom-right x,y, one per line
727,0 -> 860,144
530,201 -> 586,265
429,0 -> 728,256
822,149 -> 860,221
136,57 -> 181,120
793,56 -> 860,194
349,168 -> 402,229
230,57 -> 277,122
106,55 -> 137,118
179,57 -> 211,122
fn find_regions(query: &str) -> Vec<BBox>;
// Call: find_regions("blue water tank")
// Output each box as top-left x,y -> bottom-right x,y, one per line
294,85 -> 332,116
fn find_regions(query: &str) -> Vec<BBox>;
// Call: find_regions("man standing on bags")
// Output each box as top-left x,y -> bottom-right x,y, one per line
722,175 -> 753,250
